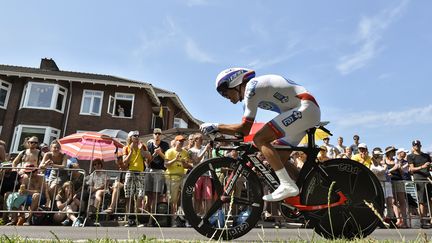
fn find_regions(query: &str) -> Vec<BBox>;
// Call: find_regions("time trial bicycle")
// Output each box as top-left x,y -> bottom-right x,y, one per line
181,122 -> 385,240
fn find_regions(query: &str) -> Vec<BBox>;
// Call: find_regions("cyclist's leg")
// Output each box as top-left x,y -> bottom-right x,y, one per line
253,123 -> 299,201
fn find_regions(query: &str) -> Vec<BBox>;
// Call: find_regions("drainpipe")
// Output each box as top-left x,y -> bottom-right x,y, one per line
63,81 -> 73,137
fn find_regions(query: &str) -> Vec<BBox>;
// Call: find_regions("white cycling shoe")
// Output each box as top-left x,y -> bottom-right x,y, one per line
262,184 -> 299,202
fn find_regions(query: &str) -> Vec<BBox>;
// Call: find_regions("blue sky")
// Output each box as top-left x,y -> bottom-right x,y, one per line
1,0 -> 431,152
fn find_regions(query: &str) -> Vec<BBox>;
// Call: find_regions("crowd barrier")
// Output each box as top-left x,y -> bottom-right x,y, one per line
1,166 -> 431,228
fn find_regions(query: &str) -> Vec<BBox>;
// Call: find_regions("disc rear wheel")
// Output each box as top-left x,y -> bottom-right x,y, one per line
301,159 -> 385,239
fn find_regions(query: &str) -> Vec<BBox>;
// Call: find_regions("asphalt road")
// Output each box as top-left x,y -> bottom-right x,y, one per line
0,226 -> 431,242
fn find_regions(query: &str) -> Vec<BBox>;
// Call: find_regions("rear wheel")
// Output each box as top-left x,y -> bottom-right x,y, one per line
181,157 -> 264,240
301,159 -> 384,239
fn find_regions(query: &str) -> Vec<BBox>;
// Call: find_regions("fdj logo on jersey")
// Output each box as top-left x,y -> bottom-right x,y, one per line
282,111 -> 302,127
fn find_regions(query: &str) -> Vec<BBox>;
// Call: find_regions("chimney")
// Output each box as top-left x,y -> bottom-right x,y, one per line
40,58 -> 60,71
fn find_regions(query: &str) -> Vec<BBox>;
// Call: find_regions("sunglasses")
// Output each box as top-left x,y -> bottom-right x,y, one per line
154,133 -> 161,135
29,141 -> 39,144
132,134 -> 139,137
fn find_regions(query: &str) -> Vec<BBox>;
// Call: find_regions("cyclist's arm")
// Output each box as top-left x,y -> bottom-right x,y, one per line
218,118 -> 253,136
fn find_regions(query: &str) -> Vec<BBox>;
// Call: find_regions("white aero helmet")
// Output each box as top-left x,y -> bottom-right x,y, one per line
215,68 -> 255,96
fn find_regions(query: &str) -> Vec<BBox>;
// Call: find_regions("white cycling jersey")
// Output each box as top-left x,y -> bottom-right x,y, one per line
242,74 -> 321,146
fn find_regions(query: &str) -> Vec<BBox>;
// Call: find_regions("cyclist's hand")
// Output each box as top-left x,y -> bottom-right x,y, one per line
200,123 -> 219,135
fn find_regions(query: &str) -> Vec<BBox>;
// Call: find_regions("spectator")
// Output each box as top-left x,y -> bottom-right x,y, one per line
39,140 -> 68,200
104,155 -> 126,215
4,184 -> 26,226
322,137 -> 339,159
164,135 -> 192,222
407,140 -> 432,229
53,181 -> 82,226
291,151 -> 306,170
392,147 -> 410,228
122,130 -> 151,227
144,128 -> 169,223
22,164 -> 50,225
39,143 -> 50,154
87,159 -> 109,212
1,162 -> 19,223
317,146 -> 330,162
335,137 -> 346,155
337,146 -> 352,159
351,143 -> 371,168
189,133 -> 212,215
369,147 -> 395,222
117,105 -> 125,117
382,146 -> 398,224
0,140 -> 6,162
186,134 -> 195,150
12,136 -> 44,186
350,135 -> 360,155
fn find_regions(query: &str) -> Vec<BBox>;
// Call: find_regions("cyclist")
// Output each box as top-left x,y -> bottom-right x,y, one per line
200,68 -> 321,201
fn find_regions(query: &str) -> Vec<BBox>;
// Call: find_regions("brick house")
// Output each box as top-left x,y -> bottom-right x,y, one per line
0,58 -> 201,153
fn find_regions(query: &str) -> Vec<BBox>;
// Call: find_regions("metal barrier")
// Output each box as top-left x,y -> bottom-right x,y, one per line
2,166 -> 431,228
0,165 -> 86,225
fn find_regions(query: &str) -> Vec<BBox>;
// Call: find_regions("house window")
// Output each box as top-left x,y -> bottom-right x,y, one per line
0,79 -> 12,109
174,118 -> 188,128
108,93 -> 134,118
20,82 -> 68,112
11,125 -> 60,153
80,90 -> 104,116
151,113 -> 164,130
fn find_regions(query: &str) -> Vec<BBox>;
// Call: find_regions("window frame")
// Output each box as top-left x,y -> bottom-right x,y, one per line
20,81 -> 68,113
107,92 -> 135,119
173,117 -> 188,128
0,79 -> 12,109
79,89 -> 104,116
10,124 -> 61,153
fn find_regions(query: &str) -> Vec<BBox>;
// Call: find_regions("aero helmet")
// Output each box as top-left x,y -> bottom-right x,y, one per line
215,68 -> 255,96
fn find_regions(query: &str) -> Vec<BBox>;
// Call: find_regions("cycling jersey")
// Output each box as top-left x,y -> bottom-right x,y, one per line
242,74 -> 321,146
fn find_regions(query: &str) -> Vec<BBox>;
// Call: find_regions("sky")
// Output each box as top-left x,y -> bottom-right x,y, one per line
1,0 -> 431,152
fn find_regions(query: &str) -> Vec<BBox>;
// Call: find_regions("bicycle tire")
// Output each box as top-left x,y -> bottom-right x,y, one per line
300,158 -> 384,239
181,157 -> 264,240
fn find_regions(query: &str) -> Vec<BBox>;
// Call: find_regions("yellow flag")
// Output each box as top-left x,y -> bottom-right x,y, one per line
159,106 -> 163,118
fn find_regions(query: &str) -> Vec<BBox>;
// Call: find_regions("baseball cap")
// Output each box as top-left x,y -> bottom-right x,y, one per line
28,137 -> 39,142
358,143 -> 368,149
372,147 -> 383,155
39,143 -> 49,148
153,128 -> 162,134
412,140 -> 421,146
175,135 -> 186,141
128,130 -> 139,138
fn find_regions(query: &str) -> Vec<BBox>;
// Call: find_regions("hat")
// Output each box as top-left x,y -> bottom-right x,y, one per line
384,146 -> 397,154
412,140 -> 421,146
23,164 -> 37,173
28,137 -> 39,142
175,135 -> 186,141
0,162 -> 13,169
153,128 -> 162,134
372,147 -> 383,155
358,143 -> 368,149
396,148 -> 409,154
128,130 -> 139,138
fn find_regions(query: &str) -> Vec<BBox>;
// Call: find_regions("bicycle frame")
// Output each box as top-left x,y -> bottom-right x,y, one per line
218,126 -> 347,212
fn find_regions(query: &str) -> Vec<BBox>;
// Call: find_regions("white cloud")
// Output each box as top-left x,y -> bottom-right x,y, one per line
185,38 -> 215,63
336,0 -> 409,75
331,104 -> 432,128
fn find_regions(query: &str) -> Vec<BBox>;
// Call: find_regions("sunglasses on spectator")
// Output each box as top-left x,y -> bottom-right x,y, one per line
154,133 -> 161,135
132,134 -> 139,137
29,141 -> 38,144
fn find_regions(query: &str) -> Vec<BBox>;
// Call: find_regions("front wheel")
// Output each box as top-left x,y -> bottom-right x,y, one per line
301,159 -> 385,239
181,157 -> 264,240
